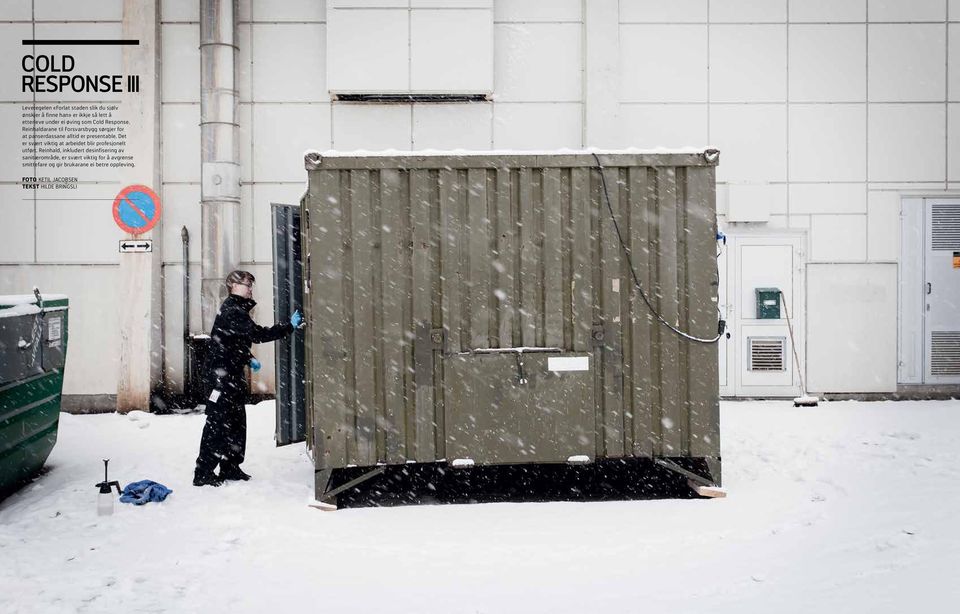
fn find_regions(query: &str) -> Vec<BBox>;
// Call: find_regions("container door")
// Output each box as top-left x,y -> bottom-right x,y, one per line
271,203 -> 306,445
923,199 -> 960,383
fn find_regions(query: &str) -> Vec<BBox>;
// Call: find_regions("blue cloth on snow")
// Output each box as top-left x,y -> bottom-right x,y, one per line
119,480 -> 173,505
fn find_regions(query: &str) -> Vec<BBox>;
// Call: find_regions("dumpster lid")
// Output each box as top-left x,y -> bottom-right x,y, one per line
0,293 -> 69,317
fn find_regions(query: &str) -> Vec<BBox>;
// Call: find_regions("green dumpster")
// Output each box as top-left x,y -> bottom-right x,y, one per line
0,291 -> 68,500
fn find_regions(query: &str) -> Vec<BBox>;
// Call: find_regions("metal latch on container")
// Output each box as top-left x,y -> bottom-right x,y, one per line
591,325 -> 605,348
431,328 -> 445,351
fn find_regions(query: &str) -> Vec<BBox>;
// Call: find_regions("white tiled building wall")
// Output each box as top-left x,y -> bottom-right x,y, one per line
2,0 -> 959,400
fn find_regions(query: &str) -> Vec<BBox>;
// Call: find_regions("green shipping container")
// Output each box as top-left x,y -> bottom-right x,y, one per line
0,292 -> 68,500
287,150 -> 722,504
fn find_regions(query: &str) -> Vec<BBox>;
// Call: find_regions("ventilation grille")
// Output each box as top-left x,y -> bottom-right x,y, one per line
749,337 -> 786,372
931,203 -> 960,250
931,331 -> 960,377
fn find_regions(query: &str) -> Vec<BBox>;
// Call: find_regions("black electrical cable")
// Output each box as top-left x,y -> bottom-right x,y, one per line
592,152 -> 725,345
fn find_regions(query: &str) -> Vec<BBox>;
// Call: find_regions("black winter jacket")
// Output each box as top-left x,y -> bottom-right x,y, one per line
206,294 -> 292,390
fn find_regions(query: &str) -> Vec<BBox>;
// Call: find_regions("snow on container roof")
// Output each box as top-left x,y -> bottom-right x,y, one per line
304,147 -> 721,170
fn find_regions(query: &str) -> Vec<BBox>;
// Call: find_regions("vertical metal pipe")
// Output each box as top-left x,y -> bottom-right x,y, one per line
181,225 -> 190,393
200,0 -> 240,330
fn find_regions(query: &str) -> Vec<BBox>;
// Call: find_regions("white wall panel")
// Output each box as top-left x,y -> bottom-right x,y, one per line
789,104 -> 866,182
0,24 -> 31,101
33,23 -> 122,103
412,9 -> 493,92
327,9 -> 406,92
238,23 -> 252,102
0,184 -> 34,263
789,0 -> 865,23
950,24 -> 960,101
810,214 -> 866,261
3,0 -> 32,20
868,104 -> 946,182
161,0 -> 199,22
251,183 -> 306,262
952,0 -> 960,20
866,190 -> 900,261
332,103 -> 411,150
239,183 -> 253,262
494,0 -> 581,22
806,263 -> 898,393
161,24 -> 200,103
709,0 -> 786,23
35,183 -> 120,264
709,104 -> 787,182
727,184 -> 787,222
253,103 -> 331,182
495,23 -> 581,102
254,23 -> 326,101
789,25 -> 866,102
868,0 -> 946,22
238,103 -> 252,182
618,104 -> 708,148
160,183 -> 200,264
34,0 -> 122,20
161,104 -> 201,183
868,24 -> 945,102
619,0 -> 708,23
620,25 -> 707,102
492,103 -> 582,149
0,104 -> 23,181
412,103 -> 492,149
950,104 -> 960,181
253,0 -> 327,21
710,25 -> 786,102
0,265 -> 120,395
789,183 -> 867,215
412,1 -> 492,7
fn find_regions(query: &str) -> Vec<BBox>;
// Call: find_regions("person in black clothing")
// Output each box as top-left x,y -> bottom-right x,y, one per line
193,270 -> 302,487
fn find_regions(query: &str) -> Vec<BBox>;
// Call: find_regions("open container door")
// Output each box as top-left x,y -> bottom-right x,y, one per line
271,203 -> 306,445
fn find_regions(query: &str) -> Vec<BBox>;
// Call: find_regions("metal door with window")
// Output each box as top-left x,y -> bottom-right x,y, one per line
719,232 -> 805,398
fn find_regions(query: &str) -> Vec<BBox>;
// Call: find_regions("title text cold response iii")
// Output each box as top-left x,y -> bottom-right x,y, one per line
21,55 -> 139,93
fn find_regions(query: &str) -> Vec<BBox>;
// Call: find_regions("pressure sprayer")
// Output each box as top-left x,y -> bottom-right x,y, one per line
95,459 -> 121,516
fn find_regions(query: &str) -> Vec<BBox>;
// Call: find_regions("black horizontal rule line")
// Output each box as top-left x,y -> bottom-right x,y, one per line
22,39 -> 140,46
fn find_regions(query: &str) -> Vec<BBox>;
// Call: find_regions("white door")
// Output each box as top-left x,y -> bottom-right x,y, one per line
719,232 -> 805,398
923,200 -> 960,383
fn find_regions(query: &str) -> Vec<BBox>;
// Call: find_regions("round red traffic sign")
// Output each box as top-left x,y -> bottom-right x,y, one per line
112,185 -> 161,235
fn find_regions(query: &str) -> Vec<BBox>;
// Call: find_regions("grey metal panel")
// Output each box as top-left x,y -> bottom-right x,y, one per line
301,151 -> 721,478
271,203 -> 306,446
445,353 -> 594,464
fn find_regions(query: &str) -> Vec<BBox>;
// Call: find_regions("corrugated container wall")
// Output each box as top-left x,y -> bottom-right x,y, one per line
300,151 -> 722,497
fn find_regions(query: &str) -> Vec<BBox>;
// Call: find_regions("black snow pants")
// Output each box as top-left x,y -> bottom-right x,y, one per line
194,378 -> 247,476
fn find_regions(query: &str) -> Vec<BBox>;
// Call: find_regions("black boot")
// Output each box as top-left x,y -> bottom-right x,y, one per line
193,471 -> 223,487
219,465 -> 251,481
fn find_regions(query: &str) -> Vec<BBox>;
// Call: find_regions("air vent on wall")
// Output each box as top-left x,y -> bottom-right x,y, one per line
931,203 -> 960,250
931,331 -> 960,376
748,337 -> 786,372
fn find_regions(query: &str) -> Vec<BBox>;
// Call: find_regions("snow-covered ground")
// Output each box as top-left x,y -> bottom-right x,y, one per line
1,399 -> 959,613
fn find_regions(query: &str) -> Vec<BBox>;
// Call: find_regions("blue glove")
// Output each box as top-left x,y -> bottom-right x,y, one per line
250,357 -> 261,372
290,310 -> 303,328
